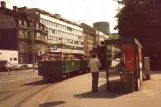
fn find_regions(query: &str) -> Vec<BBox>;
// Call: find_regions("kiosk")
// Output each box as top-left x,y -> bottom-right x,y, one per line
105,38 -> 144,91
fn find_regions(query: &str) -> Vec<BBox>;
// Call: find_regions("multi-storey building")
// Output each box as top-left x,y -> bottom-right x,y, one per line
0,1 -> 48,64
93,21 -> 110,35
81,23 -> 96,58
27,8 -> 84,57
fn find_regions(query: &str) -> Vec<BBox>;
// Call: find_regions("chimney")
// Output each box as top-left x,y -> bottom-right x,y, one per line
1,1 -> 6,8
54,14 -> 61,18
13,6 -> 18,12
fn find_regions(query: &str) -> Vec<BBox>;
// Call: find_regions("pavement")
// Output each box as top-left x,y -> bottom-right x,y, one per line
38,71 -> 161,107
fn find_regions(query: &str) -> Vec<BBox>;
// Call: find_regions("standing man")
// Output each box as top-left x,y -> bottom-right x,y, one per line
88,53 -> 101,92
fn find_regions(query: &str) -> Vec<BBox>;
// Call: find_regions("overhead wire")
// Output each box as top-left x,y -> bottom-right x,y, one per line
29,0 -> 48,11
5,0 -> 23,7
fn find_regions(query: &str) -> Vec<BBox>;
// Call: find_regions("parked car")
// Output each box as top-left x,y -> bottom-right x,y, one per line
0,64 -> 15,72
26,64 -> 33,69
15,64 -> 28,70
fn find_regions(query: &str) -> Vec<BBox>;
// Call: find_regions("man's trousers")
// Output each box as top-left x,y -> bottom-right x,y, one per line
91,72 -> 99,92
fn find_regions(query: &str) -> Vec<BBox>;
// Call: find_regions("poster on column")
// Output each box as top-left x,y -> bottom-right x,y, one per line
121,44 -> 135,72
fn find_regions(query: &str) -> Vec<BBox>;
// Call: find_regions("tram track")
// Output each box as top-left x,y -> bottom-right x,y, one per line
0,72 -> 88,107
0,82 -> 55,107
14,83 -> 53,107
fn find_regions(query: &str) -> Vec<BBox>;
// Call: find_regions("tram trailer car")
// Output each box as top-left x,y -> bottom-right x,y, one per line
38,59 -> 89,81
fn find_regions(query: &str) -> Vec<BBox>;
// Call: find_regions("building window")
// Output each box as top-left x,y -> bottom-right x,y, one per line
24,32 -> 28,38
10,58 -> 12,61
36,32 -> 41,39
81,42 -> 83,45
26,44 -> 29,52
74,41 -> 78,44
19,20 -> 22,25
19,42 -> 23,52
36,12 -> 39,14
36,23 -> 39,28
52,29 -> 55,34
24,21 -> 27,26
19,55 -> 24,64
67,27 -> 72,31
19,30 -> 23,37
13,58 -> 17,61
40,19 -> 43,23
25,55 -> 29,64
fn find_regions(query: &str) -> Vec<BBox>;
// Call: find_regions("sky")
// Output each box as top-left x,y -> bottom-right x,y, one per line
4,0 -> 119,33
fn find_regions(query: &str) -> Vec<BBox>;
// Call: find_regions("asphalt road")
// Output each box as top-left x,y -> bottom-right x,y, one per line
0,70 -> 161,107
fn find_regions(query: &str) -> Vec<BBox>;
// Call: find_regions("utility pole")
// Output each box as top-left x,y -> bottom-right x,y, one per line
32,20 -> 35,72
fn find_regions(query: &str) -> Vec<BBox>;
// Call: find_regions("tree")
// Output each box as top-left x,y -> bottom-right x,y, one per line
115,0 -> 161,70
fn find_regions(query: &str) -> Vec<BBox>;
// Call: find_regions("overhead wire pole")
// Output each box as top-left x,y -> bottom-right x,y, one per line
32,20 -> 35,72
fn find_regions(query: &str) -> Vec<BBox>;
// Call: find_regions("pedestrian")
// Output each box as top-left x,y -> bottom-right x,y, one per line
88,53 -> 101,92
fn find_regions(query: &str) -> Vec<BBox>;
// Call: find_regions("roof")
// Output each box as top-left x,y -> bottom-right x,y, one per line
28,8 -> 82,28
81,23 -> 96,35
105,37 -> 143,48
0,7 -> 20,18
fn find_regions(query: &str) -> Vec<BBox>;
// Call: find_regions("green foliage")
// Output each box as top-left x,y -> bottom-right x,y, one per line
115,0 -> 161,69
115,0 -> 161,45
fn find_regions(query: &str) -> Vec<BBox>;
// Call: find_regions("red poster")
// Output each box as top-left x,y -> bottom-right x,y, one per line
122,45 -> 135,72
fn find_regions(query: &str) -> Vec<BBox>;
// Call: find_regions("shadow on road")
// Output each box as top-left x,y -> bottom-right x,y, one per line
39,101 -> 65,107
74,79 -> 130,99
22,80 -> 51,86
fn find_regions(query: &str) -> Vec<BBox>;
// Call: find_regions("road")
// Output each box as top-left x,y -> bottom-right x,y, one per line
0,70 -> 161,107
0,70 -> 39,84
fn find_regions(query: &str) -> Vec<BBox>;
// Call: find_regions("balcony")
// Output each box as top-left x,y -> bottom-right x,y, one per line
18,35 -> 30,40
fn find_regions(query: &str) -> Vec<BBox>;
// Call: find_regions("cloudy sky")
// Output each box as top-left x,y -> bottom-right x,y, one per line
4,0 -> 118,33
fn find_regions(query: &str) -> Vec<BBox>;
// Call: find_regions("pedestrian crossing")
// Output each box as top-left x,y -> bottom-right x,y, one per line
0,71 -> 41,86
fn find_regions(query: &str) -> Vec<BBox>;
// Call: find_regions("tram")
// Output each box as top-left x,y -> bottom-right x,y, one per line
38,52 -> 89,82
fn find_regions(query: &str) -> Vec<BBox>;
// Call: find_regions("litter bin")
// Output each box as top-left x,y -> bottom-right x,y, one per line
144,57 -> 150,80
120,69 -> 135,93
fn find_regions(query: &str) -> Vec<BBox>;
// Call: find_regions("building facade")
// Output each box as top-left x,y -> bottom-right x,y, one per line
81,23 -> 96,58
27,8 -> 84,57
0,1 -> 48,64
0,50 -> 18,66
95,30 -> 110,47
110,33 -> 120,39
93,21 -> 110,35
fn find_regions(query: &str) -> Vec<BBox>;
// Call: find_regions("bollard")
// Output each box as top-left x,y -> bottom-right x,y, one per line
8,68 -> 9,75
